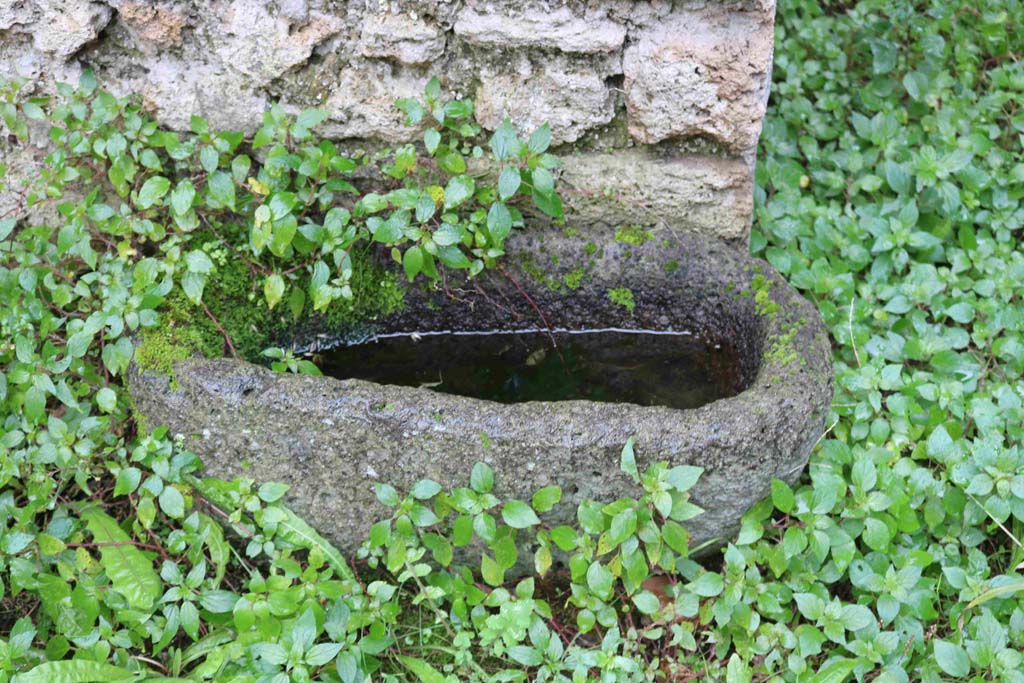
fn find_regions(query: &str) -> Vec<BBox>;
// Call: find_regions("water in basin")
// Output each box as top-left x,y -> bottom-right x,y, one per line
319,329 -> 744,410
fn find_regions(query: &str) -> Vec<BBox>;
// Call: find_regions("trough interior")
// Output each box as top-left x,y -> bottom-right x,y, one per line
319,328 -> 747,409
298,276 -> 767,404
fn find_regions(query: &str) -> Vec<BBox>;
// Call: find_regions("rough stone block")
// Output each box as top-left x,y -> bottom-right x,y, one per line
216,1 -> 343,82
559,152 -> 754,243
117,2 -> 188,51
140,59 -> 268,134
623,3 -> 775,155
321,62 -> 430,141
454,2 -> 626,54
473,55 -> 616,145
19,0 -> 112,57
360,12 -> 446,64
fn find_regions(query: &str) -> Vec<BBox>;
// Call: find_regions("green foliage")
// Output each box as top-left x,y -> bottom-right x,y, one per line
3,0 -> 1024,681
743,0 -> 1024,680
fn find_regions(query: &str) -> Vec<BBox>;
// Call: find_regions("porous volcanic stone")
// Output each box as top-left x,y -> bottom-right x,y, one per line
129,226 -> 832,556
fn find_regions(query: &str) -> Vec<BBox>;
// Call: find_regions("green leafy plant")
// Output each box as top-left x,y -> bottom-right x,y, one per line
3,0 -> 1024,681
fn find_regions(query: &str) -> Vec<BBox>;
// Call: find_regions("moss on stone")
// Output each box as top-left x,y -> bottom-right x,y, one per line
614,224 -> 655,246
764,325 -> 800,367
563,268 -> 585,290
608,287 -> 635,313
138,238 -> 407,380
519,255 -> 561,292
321,252 -> 406,332
134,323 -> 208,389
664,259 -> 680,275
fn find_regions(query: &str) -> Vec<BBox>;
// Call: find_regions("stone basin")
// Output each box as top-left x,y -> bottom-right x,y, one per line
129,225 -> 833,555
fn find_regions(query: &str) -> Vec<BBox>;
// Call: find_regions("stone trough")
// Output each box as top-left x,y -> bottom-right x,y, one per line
129,225 -> 833,555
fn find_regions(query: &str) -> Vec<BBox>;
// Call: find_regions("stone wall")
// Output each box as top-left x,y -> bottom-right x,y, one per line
0,0 -> 776,243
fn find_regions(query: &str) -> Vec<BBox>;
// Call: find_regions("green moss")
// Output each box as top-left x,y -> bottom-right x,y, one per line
134,323 -> 208,388
749,274 -> 781,317
321,252 -> 406,332
608,287 -> 636,313
519,255 -> 561,292
764,325 -> 800,367
563,268 -> 585,290
562,227 -> 580,238
614,224 -> 655,246
664,259 -> 680,275
583,242 -> 598,258
147,236 -> 406,369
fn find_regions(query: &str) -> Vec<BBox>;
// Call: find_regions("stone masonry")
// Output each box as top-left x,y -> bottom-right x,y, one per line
0,0 -> 776,242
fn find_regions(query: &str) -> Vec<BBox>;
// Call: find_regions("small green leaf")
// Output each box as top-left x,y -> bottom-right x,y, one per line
403,246 -> 424,282
481,553 -> 504,587
586,561 -> 613,599
375,483 -> 400,506
771,478 -> 795,513
96,387 -> 117,413
264,274 -> 285,309
620,437 -> 639,483
410,479 -> 442,500
490,119 -> 519,161
532,186 -> 563,219
206,171 -> 236,209
443,175 -> 475,209
933,640 -> 970,678
14,660 -> 135,683
665,465 -> 703,492
415,194 -> 436,223
269,217 -> 297,257
159,486 -> 185,518
502,500 -> 540,528
486,201 -> 512,243
662,520 -> 690,554
137,175 -> 171,209
258,481 -> 289,502
21,101 -> 45,120
306,642 -> 344,667
528,123 -> 551,154
170,179 -> 196,215
438,152 -> 466,174
372,215 -> 405,244
296,108 -> 329,130
185,250 -> 213,274
80,507 -> 161,611
424,129 -> 441,155
497,167 -> 521,200
507,645 -> 543,667
632,590 -> 661,615
809,658 -> 857,683
471,462 -> 494,493
200,146 -> 219,174
687,572 -> 723,597
531,486 -> 561,513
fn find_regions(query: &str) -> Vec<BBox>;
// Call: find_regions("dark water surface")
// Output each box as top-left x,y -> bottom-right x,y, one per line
319,329 -> 744,410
